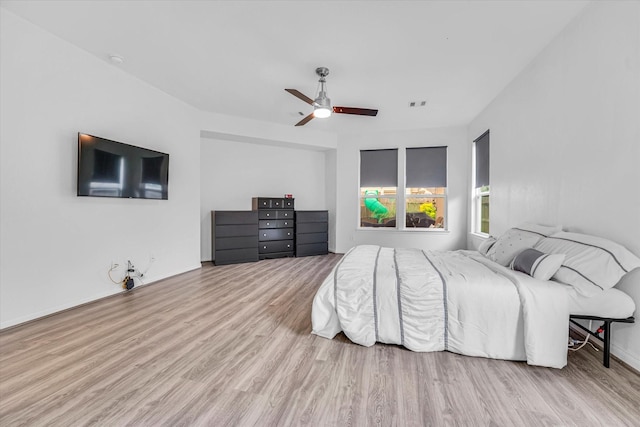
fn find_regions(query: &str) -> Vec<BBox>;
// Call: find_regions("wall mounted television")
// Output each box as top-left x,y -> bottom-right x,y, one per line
77,133 -> 169,200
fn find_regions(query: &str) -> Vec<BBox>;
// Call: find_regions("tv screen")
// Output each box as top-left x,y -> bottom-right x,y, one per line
77,133 -> 169,199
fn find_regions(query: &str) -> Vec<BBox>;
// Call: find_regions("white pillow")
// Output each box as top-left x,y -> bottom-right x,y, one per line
486,223 -> 563,266
510,248 -> 565,281
477,236 -> 496,256
535,231 -> 640,296
513,222 -> 563,238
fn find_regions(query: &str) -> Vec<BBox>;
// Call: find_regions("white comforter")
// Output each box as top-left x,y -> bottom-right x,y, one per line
312,245 -> 570,368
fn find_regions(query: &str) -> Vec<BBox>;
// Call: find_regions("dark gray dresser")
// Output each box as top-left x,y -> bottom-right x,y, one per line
211,210 -> 259,265
295,210 -> 329,257
252,197 -> 295,259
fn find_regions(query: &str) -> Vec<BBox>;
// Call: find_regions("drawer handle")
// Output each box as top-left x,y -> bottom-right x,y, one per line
263,246 -> 267,249
266,222 -> 270,226
287,244 -> 291,248
266,213 -> 270,217
263,233 -> 267,237
287,232 -> 291,236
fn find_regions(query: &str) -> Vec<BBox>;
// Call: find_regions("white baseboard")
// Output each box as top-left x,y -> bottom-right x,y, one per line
611,343 -> 640,372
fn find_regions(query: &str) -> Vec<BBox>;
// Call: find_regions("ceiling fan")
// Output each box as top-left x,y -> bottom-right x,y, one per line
285,67 -> 378,126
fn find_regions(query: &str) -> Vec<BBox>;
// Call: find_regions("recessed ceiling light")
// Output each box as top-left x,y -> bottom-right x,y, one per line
109,54 -> 124,65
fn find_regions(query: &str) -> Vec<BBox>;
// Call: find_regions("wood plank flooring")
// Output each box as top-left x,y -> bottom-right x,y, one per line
1,254 -> 639,426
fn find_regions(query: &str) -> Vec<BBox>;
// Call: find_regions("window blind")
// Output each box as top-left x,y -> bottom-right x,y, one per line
474,131 -> 490,188
406,146 -> 447,188
360,149 -> 398,187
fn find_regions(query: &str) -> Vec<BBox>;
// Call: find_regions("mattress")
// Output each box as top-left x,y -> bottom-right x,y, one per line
569,287 -> 636,319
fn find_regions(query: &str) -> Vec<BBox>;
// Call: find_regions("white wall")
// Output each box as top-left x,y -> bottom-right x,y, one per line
468,1 -> 640,369
334,127 -> 469,253
0,10 -> 202,328
200,137 -> 328,261
324,149 -> 338,252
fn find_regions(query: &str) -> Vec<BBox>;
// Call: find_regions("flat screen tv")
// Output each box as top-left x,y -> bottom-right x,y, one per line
77,133 -> 169,200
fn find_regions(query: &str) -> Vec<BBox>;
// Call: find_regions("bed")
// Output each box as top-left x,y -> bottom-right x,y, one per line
311,224 -> 639,369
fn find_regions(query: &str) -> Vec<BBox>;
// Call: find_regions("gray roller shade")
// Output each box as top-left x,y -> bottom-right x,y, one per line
474,130 -> 490,188
406,146 -> 447,188
360,149 -> 398,187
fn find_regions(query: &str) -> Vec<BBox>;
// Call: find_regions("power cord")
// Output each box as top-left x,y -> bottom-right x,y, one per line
569,320 -> 599,352
140,256 -> 155,277
108,263 -> 121,284
108,258 -> 155,290
108,261 -> 135,290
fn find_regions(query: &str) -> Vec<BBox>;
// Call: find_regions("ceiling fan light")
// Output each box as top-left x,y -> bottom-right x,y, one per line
313,96 -> 332,118
314,106 -> 332,118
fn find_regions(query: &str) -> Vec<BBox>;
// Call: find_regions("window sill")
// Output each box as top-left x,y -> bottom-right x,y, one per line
470,231 -> 491,239
358,227 -> 450,233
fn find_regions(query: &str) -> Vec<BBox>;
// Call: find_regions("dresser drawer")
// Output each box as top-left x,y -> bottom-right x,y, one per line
278,219 -> 293,228
252,197 -> 287,209
277,210 -> 294,220
257,210 -> 294,220
296,243 -> 329,257
259,228 -> 294,241
259,240 -> 294,254
296,210 -> 328,222
296,222 -> 328,234
214,248 -> 258,265
259,219 -> 293,229
296,232 -> 328,245
282,198 -> 295,209
215,224 -> 258,238
212,210 -> 258,225
259,219 -> 276,229
258,210 -> 277,220
214,236 -> 258,250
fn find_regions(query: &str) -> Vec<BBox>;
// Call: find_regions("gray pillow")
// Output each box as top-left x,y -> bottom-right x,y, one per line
511,248 -> 565,281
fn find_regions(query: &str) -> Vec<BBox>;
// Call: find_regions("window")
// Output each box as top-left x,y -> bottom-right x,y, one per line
473,130 -> 490,234
359,147 -> 447,230
360,149 -> 397,227
405,147 -> 447,229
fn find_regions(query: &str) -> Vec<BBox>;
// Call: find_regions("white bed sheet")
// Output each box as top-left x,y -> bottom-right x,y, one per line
569,287 -> 635,319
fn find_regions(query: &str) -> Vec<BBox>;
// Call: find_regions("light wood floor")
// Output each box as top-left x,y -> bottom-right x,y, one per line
1,254 -> 639,426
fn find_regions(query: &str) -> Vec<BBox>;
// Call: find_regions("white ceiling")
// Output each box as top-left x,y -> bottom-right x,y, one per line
2,0 -> 589,133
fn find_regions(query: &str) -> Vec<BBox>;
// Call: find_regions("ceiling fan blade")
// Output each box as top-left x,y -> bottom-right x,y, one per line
333,106 -> 378,116
285,89 -> 314,106
295,112 -> 315,126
